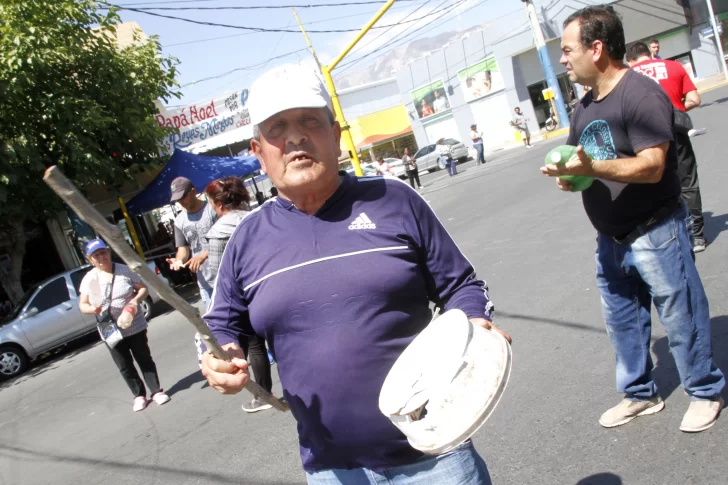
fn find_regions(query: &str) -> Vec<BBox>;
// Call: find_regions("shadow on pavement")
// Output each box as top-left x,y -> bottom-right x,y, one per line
699,96 -> 728,108
652,315 -> 728,401
0,444 -> 303,485
703,211 -> 728,245
166,369 -> 208,397
498,311 -> 608,337
0,333 -> 101,390
576,472 -> 622,485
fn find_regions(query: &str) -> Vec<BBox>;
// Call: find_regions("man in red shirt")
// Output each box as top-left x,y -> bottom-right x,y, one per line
627,42 -> 706,252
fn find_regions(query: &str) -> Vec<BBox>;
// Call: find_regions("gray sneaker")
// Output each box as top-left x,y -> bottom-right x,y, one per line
599,396 -> 665,428
242,397 -> 273,413
680,397 -> 724,433
693,239 -> 706,253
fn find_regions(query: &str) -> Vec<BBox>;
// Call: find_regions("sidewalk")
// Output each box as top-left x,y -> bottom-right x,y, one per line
487,126 -> 568,156
695,72 -> 728,93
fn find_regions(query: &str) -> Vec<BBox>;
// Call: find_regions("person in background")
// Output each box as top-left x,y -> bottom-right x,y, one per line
432,90 -> 450,112
269,186 -> 279,198
471,124 -> 486,165
166,177 -> 218,309
402,147 -> 422,190
649,38 -> 661,59
543,5 -> 724,433
375,156 -> 395,177
0,300 -> 12,319
511,107 -> 533,149
627,41 -> 708,253
420,98 -> 434,118
195,176 -> 274,413
436,138 -> 457,176
79,239 -> 170,412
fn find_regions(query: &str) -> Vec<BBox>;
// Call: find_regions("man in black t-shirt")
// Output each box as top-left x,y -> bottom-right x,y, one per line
542,6 -> 724,433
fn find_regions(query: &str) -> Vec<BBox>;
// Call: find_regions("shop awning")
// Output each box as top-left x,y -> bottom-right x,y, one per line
342,105 -> 413,152
125,149 -> 260,216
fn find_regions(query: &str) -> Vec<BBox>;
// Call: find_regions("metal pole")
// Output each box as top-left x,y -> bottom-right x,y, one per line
321,0 -> 396,176
118,197 -> 145,260
705,0 -> 728,80
292,7 -> 322,71
523,0 -> 570,129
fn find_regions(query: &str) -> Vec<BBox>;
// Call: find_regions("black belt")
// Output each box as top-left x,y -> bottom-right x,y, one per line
612,198 -> 683,245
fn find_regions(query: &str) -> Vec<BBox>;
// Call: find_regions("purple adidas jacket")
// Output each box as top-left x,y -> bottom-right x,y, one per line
204,174 -> 493,472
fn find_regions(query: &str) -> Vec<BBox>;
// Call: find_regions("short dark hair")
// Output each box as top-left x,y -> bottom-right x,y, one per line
626,42 -> 652,61
563,5 -> 626,61
650,39 -> 659,45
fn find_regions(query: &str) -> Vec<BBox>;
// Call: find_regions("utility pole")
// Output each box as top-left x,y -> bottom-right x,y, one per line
294,0 -> 395,176
522,0 -> 569,129
292,8 -> 322,71
705,0 -> 728,81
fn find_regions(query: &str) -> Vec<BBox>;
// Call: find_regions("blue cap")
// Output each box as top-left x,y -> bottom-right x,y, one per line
85,238 -> 108,256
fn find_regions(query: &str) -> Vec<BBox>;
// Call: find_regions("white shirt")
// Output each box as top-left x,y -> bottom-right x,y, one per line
471,130 -> 483,145
433,96 -> 449,112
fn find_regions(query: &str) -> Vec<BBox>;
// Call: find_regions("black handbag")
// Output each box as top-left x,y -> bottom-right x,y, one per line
673,108 -> 693,134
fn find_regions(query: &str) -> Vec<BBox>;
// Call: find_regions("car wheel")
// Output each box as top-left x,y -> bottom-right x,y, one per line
140,297 -> 154,320
0,345 -> 28,380
437,159 -> 448,170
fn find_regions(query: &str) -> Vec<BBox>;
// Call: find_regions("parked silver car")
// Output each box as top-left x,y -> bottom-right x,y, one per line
413,139 -> 471,172
0,262 -> 168,379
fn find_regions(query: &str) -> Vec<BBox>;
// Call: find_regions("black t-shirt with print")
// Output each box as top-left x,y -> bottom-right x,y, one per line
567,69 -> 681,238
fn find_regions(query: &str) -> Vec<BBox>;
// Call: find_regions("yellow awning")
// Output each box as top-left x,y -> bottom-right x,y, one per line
341,105 -> 412,151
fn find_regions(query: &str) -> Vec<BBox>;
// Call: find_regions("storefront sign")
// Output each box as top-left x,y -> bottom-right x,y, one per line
155,89 -> 251,153
457,56 -> 505,102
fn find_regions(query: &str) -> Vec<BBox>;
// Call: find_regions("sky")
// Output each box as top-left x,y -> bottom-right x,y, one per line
112,0 -> 528,107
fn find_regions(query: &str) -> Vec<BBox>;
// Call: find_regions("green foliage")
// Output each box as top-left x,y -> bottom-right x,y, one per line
0,0 -> 180,222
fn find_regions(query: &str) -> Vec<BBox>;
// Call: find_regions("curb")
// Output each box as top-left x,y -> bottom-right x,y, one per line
540,128 -> 570,140
698,79 -> 728,94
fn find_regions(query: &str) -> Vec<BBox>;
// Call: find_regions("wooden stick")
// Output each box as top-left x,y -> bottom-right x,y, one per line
43,166 -> 289,412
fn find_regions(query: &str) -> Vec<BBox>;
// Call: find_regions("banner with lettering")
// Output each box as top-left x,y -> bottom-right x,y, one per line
155,89 -> 252,153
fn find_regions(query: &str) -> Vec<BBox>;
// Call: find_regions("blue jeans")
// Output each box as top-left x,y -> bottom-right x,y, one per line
595,204 -> 724,400
305,441 -> 491,485
198,278 -> 213,311
443,157 -> 457,176
474,143 -> 485,165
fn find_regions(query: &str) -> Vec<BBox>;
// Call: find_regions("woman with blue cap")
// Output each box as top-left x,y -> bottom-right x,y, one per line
78,238 -> 170,412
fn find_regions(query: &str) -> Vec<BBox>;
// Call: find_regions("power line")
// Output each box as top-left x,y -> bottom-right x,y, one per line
118,1 -> 414,10
337,0 -> 469,73
336,0 -> 511,77
162,2 -> 422,48
106,2 -> 454,34
345,0 -> 435,58
180,48 -> 308,88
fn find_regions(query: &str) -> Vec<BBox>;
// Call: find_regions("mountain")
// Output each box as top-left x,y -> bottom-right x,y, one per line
334,24 -> 486,89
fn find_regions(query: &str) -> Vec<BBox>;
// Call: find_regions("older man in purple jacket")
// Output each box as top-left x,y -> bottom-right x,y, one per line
201,64 -> 510,485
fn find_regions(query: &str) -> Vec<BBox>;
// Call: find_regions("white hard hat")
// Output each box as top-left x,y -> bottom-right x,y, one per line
379,309 -> 512,454
248,64 -> 333,126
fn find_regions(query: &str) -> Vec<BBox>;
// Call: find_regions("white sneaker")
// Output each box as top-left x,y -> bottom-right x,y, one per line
599,396 -> 664,428
680,397 -> 724,432
688,128 -> 707,137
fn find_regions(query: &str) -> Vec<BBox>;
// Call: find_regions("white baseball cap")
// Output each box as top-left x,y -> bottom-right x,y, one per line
248,64 -> 333,126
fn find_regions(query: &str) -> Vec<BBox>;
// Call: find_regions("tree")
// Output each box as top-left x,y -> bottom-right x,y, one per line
0,0 -> 179,303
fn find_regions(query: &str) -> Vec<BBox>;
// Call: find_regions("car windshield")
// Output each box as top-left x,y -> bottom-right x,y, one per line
444,139 -> 460,145
0,287 -> 36,324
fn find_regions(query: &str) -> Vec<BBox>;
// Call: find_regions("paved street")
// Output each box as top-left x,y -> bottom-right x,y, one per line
2,86 -> 728,485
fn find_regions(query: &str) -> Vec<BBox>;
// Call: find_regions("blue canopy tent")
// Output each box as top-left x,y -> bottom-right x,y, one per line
125,149 -> 261,216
